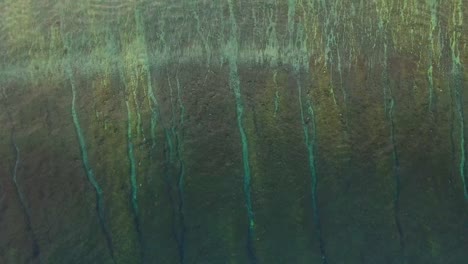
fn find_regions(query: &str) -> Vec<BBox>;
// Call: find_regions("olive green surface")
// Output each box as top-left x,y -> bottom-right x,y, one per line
0,1 -> 467,263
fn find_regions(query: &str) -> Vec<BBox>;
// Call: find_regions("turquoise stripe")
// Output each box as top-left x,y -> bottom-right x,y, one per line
226,1 -> 256,261
126,101 -> 139,215
63,44 -> 115,262
453,66 -> 467,200
296,75 -> 327,264
450,0 -> 467,200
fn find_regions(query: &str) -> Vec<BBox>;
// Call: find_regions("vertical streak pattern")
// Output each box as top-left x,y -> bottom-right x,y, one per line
117,61 -> 144,260
62,35 -> 115,263
453,68 -> 467,200
126,100 -> 139,220
427,0 -> 439,112
389,97 -> 404,258
450,0 -> 467,200
175,74 -> 187,264
273,70 -> 280,117
296,73 -> 328,264
226,1 -> 256,262
134,2 -> 159,150
6,109 -> 42,262
382,43 -> 405,261
166,72 -> 187,264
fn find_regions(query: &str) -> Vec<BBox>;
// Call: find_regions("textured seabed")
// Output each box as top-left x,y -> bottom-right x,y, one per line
0,0 -> 468,263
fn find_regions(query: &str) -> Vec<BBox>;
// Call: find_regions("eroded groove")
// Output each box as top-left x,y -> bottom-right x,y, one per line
382,44 -> 405,261
165,72 -> 187,264
389,98 -> 405,260
450,0 -> 467,200
163,125 -> 186,264
5,106 -> 42,263
125,100 -> 143,233
452,66 -> 467,200
273,70 -> 280,117
426,0 -> 439,113
175,74 -> 187,264
162,128 -> 178,258
168,133 -> 186,264
287,0 -> 296,51
450,84 -> 457,185
225,1 -> 257,263
175,158 -> 186,264
295,72 -> 328,264
62,40 -> 116,263
225,1 -> 257,262
116,61 -> 145,260
376,2 -> 406,255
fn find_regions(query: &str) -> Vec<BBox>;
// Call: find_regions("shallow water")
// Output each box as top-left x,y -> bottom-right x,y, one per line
0,0 -> 467,263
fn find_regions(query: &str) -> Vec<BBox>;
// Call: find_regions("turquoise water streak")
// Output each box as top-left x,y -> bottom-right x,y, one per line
450,0 -> 467,201
389,97 -> 405,258
175,75 -> 187,233
163,124 -> 186,263
134,4 -> 160,150
175,143 -> 187,264
427,65 -> 434,112
296,75 -> 328,264
63,39 -> 115,262
166,72 -> 187,263
192,7 -> 211,67
427,0 -> 439,112
7,115 -> 42,262
229,55 -> 256,261
116,57 -> 144,260
452,65 -> 466,200
108,23 -> 146,247
273,70 -> 280,118
382,40 -> 405,260
287,0 -> 296,50
126,101 -> 139,217
226,0 -> 256,262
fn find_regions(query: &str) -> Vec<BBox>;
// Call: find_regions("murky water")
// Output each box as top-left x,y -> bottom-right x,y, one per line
0,1 -> 467,263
